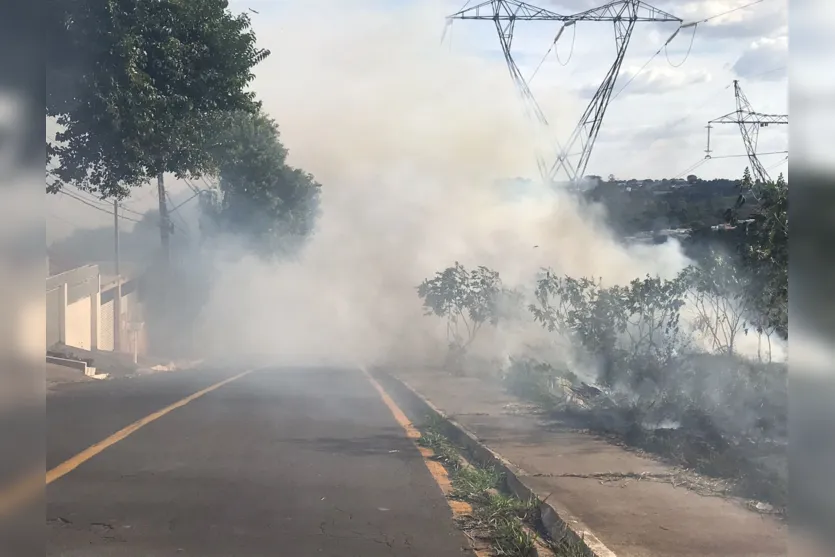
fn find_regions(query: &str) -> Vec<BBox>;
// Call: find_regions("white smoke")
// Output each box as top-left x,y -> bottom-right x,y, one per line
192,1 -> 704,367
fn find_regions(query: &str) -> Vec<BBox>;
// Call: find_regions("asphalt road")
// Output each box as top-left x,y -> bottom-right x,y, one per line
46,366 -> 474,556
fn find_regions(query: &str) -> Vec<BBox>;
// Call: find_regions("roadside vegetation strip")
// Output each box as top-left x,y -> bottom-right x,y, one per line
417,416 -> 588,557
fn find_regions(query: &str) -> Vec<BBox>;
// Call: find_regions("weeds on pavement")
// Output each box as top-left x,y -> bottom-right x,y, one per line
418,418 -> 588,557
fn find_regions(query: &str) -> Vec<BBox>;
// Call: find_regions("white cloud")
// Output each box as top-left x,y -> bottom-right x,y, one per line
578,66 -> 711,97
732,35 -> 788,81
675,0 -> 787,39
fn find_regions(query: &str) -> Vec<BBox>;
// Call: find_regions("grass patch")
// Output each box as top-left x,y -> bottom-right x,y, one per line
417,416 -> 588,556
492,516 -> 538,556
417,419 -> 460,469
452,465 -> 502,500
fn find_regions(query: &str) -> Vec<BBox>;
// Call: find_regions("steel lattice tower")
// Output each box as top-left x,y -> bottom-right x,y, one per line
448,0 -> 681,184
706,80 -> 788,184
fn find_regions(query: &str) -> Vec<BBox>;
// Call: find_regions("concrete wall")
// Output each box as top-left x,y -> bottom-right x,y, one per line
46,265 -> 99,351
46,286 -> 61,348
47,264 -> 146,355
99,298 -> 115,351
65,296 -> 92,349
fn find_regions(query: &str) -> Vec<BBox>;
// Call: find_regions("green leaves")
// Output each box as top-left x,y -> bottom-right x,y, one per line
417,263 -> 505,351
200,110 -> 321,259
47,0 -> 269,198
529,273 -> 688,387
726,169 -> 788,338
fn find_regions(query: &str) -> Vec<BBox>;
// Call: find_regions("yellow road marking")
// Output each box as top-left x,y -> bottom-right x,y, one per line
46,369 -> 256,486
360,367 -> 488,555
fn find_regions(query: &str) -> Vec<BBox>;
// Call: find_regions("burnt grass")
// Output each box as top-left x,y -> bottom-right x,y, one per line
503,371 -> 787,516
547,405 -> 786,513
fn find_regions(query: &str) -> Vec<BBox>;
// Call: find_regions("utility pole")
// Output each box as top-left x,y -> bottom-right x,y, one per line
113,199 -> 122,351
157,172 -> 170,266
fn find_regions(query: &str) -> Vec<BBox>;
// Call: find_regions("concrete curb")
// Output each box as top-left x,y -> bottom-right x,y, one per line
47,355 -> 90,373
46,355 -> 108,379
372,368 -> 618,557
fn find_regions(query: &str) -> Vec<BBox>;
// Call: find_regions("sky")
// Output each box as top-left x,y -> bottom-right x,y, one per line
46,0 -> 789,243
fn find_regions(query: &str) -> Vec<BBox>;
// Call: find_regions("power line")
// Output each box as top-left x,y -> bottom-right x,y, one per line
60,190 -> 143,223
164,191 -> 190,237
639,66 -> 786,143
708,150 -> 787,160
121,187 -> 156,207
739,65 -> 787,82
672,150 -> 787,180
611,22 -> 696,102
529,22 -> 577,84
612,0 -> 770,101
765,155 -> 788,173
611,48 -> 662,101
182,178 -> 202,194
170,190 -> 201,213
67,184 -> 147,217
673,157 -> 710,179
664,24 -> 697,68
694,0 -> 767,24
611,21 -> 700,102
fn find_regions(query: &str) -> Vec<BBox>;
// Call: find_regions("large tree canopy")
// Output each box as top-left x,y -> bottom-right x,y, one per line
199,110 -> 322,258
46,0 -> 269,198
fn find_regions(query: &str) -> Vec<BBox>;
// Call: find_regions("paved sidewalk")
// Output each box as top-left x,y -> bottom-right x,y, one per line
386,367 -> 786,557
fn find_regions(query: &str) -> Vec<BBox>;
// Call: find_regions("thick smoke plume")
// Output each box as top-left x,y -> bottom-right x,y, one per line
188,1 -> 728,367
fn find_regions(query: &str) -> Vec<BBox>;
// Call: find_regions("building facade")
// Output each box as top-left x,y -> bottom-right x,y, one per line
46,264 -> 147,356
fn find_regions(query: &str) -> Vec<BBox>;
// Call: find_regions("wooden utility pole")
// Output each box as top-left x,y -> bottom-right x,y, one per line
157,172 -> 170,266
113,199 -> 122,351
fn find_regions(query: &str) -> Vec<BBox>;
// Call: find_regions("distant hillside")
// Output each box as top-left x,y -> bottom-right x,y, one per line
583,176 -> 757,236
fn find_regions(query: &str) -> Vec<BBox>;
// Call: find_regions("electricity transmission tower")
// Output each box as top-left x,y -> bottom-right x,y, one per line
448,1 -> 682,184
447,1 -> 568,179
705,79 -> 788,184
547,1 -> 681,184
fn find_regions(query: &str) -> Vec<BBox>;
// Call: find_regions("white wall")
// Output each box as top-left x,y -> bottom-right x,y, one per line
99,298 -> 115,351
47,263 -> 146,355
46,265 -> 99,352
66,297 -> 92,349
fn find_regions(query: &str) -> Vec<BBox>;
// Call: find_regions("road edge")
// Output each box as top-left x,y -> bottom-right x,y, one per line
359,366 -> 490,556
370,367 -> 618,557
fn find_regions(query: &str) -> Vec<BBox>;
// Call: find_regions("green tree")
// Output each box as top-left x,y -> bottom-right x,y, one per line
46,0 -> 269,199
200,110 -> 322,258
724,168 -> 788,337
417,263 -> 505,373
742,172 -> 788,337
